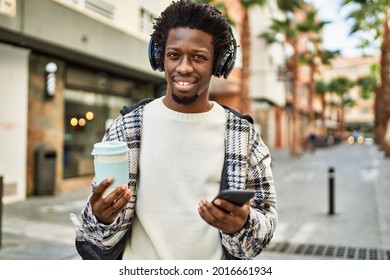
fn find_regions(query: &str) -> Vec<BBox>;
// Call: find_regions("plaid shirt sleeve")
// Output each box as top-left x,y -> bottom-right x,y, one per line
72,108 -> 143,249
220,113 -> 278,259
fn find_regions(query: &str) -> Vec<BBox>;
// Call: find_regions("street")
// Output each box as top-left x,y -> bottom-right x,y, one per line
258,140 -> 390,260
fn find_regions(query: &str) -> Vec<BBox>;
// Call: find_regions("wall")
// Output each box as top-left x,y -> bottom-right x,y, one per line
249,5 -> 286,106
0,43 -> 29,203
26,54 -> 65,196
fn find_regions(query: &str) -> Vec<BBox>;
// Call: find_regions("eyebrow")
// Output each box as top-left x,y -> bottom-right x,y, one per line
165,46 -> 210,54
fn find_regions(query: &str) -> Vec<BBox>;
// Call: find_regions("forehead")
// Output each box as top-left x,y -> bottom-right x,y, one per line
166,27 -> 213,52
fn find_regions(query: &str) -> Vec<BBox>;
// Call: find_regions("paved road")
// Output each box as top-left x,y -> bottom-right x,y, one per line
0,141 -> 389,260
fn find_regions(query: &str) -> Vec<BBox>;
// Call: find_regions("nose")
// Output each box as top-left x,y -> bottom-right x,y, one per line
176,56 -> 193,74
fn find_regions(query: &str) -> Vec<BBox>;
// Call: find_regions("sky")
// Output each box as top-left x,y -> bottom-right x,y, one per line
308,0 -> 379,58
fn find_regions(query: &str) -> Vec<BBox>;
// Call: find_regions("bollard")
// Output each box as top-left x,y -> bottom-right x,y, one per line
328,167 -> 335,215
0,176 -> 3,250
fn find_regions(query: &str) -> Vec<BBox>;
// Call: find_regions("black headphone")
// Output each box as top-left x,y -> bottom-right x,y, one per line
148,27 -> 237,79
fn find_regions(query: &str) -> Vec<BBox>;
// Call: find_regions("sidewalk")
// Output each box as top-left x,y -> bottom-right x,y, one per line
257,142 -> 390,260
0,142 -> 389,260
0,187 -> 90,260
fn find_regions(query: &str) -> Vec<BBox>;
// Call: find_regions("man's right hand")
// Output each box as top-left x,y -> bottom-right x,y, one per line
89,177 -> 132,224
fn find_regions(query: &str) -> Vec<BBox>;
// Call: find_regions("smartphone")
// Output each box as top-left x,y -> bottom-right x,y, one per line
213,190 -> 255,206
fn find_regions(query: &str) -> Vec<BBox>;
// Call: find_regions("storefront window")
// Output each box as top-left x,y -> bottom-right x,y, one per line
64,89 -> 132,178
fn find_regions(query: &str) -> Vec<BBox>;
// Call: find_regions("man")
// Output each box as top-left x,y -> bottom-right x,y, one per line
71,0 -> 277,260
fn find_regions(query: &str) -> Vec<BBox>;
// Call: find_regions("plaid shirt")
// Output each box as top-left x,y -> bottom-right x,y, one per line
72,99 -> 277,260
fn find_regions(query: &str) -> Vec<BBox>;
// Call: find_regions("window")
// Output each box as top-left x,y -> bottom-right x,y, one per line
0,0 -> 17,17
85,0 -> 116,19
56,0 -> 116,20
139,7 -> 155,35
63,89 -> 131,178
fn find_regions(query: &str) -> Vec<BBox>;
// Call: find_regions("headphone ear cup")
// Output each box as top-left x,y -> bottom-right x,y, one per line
222,51 -> 235,79
213,49 -> 236,79
155,45 -> 164,72
213,27 -> 237,79
213,51 -> 230,78
148,38 -> 164,72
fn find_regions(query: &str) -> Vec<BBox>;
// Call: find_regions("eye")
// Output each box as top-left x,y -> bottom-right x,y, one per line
167,52 -> 179,59
193,54 -> 208,61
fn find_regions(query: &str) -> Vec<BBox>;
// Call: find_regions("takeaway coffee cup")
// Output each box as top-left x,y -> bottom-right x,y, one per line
91,141 -> 129,198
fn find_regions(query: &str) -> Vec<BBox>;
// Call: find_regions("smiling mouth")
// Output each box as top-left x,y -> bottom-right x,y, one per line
177,81 -> 191,86
173,79 -> 196,91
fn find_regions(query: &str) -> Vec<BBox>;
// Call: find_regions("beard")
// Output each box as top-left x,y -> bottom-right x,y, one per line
171,91 -> 199,105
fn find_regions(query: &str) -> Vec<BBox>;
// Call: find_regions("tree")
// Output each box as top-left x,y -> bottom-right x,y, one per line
328,76 -> 355,139
355,63 -> 379,137
299,8 -> 338,136
342,0 -> 390,156
315,80 -> 329,138
356,74 -> 377,100
261,1 -> 327,157
236,0 -> 268,115
203,0 -> 306,117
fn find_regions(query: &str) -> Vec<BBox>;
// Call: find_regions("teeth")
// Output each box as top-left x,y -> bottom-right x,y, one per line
177,81 -> 190,86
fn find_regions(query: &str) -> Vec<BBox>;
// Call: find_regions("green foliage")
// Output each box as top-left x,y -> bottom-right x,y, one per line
356,76 -> 376,99
328,76 -> 356,108
328,76 -> 355,96
297,8 -> 330,33
318,49 -> 341,64
276,0 -> 304,12
315,80 -> 328,94
342,95 -> 356,107
341,0 -> 386,53
194,0 -> 234,27
258,0 -> 308,44
259,17 -> 297,44
355,62 -> 379,99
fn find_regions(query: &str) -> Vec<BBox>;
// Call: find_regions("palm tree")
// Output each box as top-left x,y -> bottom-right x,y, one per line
315,80 -> 329,139
198,0 -> 268,115
201,0 -> 305,117
328,76 -> 355,139
236,0 -> 268,115
355,63 -> 379,138
299,8 -> 338,136
301,48 -> 339,134
342,0 -> 390,156
268,17 -> 301,156
236,0 -> 304,115
261,1 -> 332,156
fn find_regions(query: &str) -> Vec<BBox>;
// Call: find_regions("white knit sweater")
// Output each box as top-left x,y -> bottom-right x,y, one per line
122,97 -> 227,259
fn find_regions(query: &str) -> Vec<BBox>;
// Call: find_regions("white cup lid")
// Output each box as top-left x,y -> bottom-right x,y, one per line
91,141 -> 129,156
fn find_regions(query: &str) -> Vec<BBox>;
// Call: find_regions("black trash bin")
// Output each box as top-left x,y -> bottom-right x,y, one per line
35,147 -> 56,195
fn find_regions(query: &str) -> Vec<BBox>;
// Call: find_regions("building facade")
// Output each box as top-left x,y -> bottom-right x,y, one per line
0,0 -> 171,203
320,55 -> 377,137
0,0 -> 287,203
